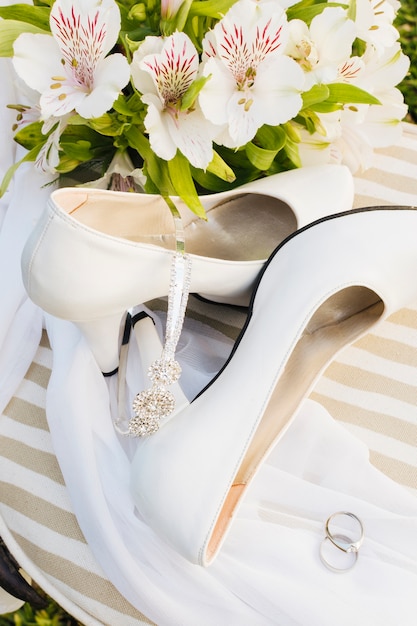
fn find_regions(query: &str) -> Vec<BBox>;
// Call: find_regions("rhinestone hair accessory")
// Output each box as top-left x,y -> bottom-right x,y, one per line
127,205 -> 192,437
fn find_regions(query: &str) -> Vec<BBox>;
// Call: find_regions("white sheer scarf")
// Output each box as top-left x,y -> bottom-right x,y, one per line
0,57 -> 50,416
0,53 -> 416,625
44,312 -> 417,626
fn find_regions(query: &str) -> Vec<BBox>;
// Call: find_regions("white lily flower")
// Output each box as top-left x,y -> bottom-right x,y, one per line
297,32 -> 410,174
349,42 -> 410,94
287,8 -> 356,88
35,115 -> 70,173
198,0 -> 305,149
12,0 -> 130,120
324,93 -> 406,173
299,82 -> 408,174
131,32 -> 216,170
349,0 -> 400,53
337,42 -> 410,152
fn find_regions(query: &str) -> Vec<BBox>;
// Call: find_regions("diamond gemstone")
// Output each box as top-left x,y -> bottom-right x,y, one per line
128,414 -> 160,437
130,387 -> 176,437
148,358 -> 181,385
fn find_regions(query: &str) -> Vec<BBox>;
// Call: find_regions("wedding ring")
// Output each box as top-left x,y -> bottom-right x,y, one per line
319,535 -> 359,573
325,512 -> 364,553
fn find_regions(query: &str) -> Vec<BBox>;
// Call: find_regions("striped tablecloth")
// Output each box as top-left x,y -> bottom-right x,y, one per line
0,123 -> 416,625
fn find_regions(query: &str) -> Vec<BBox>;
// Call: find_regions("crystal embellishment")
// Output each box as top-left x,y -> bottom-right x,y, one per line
128,249 -> 192,437
148,358 -> 182,385
129,387 -> 176,437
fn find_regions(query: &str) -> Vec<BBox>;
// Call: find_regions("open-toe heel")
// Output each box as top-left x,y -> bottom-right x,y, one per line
21,164 -> 353,371
130,205 -> 417,566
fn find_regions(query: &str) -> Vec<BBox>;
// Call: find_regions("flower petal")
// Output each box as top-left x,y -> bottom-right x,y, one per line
199,58 -> 236,126
166,107 -> 214,169
253,56 -> 304,125
50,0 -> 121,60
131,38 -> 165,96
142,94 -> 178,162
13,33 -> 62,94
310,8 -> 356,66
75,54 -> 130,118
139,32 -> 199,104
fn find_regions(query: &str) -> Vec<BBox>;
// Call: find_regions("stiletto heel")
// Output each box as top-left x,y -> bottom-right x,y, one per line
21,165 -> 354,371
129,205 -> 417,566
76,312 -> 127,375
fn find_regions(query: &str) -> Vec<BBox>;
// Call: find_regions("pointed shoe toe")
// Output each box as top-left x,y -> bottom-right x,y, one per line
21,165 -> 353,372
130,205 -> 417,566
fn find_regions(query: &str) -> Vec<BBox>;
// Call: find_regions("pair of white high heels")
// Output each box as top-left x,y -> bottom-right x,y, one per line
21,164 -> 353,373
129,204 -> 417,566
21,164 -> 417,566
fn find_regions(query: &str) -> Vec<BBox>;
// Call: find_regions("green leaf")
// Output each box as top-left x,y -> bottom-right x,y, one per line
301,84 -> 330,109
282,122 -> 301,144
113,93 -> 145,117
13,121 -> 45,150
0,19 -> 48,56
168,152 -> 207,219
308,101 -> 342,113
86,114 -> 126,137
293,110 -> 324,134
180,75 -> 211,111
0,144 -> 42,197
59,140 -> 94,161
0,4 -> 50,30
284,140 -> 302,168
245,142 -> 278,171
286,2 -> 347,26
255,125 -> 286,152
205,150 -> 235,183
347,0 -> 356,21
189,0 -> 237,18
326,83 -> 381,105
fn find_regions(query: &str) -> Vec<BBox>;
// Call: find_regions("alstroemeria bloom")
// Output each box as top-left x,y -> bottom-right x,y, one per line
345,41 -> 410,96
287,8 -> 356,88
12,0 -> 130,120
131,32 -> 216,170
335,42 -> 410,158
36,115 -> 71,173
350,0 -> 400,53
198,0 -> 305,149
161,0 -> 185,20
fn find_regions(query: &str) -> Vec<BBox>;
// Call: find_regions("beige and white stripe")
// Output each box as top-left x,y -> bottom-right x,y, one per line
1,123 -> 417,624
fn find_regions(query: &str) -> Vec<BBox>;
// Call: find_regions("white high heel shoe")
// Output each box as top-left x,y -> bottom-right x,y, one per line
130,205 -> 417,566
21,165 -> 353,372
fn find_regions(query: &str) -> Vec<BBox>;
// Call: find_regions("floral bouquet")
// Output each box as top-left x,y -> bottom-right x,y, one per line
0,0 -> 410,216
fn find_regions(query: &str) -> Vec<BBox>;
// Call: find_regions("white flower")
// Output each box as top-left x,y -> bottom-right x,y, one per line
198,0 -> 305,148
79,151 -> 146,190
287,8 -> 356,88
161,0 -> 185,20
131,32 -> 216,169
36,115 -> 70,173
297,33 -> 410,174
12,0 -> 130,120
349,0 -> 400,53
347,42 -> 410,94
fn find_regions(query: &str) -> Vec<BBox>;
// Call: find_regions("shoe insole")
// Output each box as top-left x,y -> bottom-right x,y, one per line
61,191 -> 297,262
207,286 -> 384,562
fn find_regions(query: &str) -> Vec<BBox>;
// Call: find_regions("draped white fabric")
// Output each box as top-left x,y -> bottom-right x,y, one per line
1,53 -> 417,624
43,314 -> 417,626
